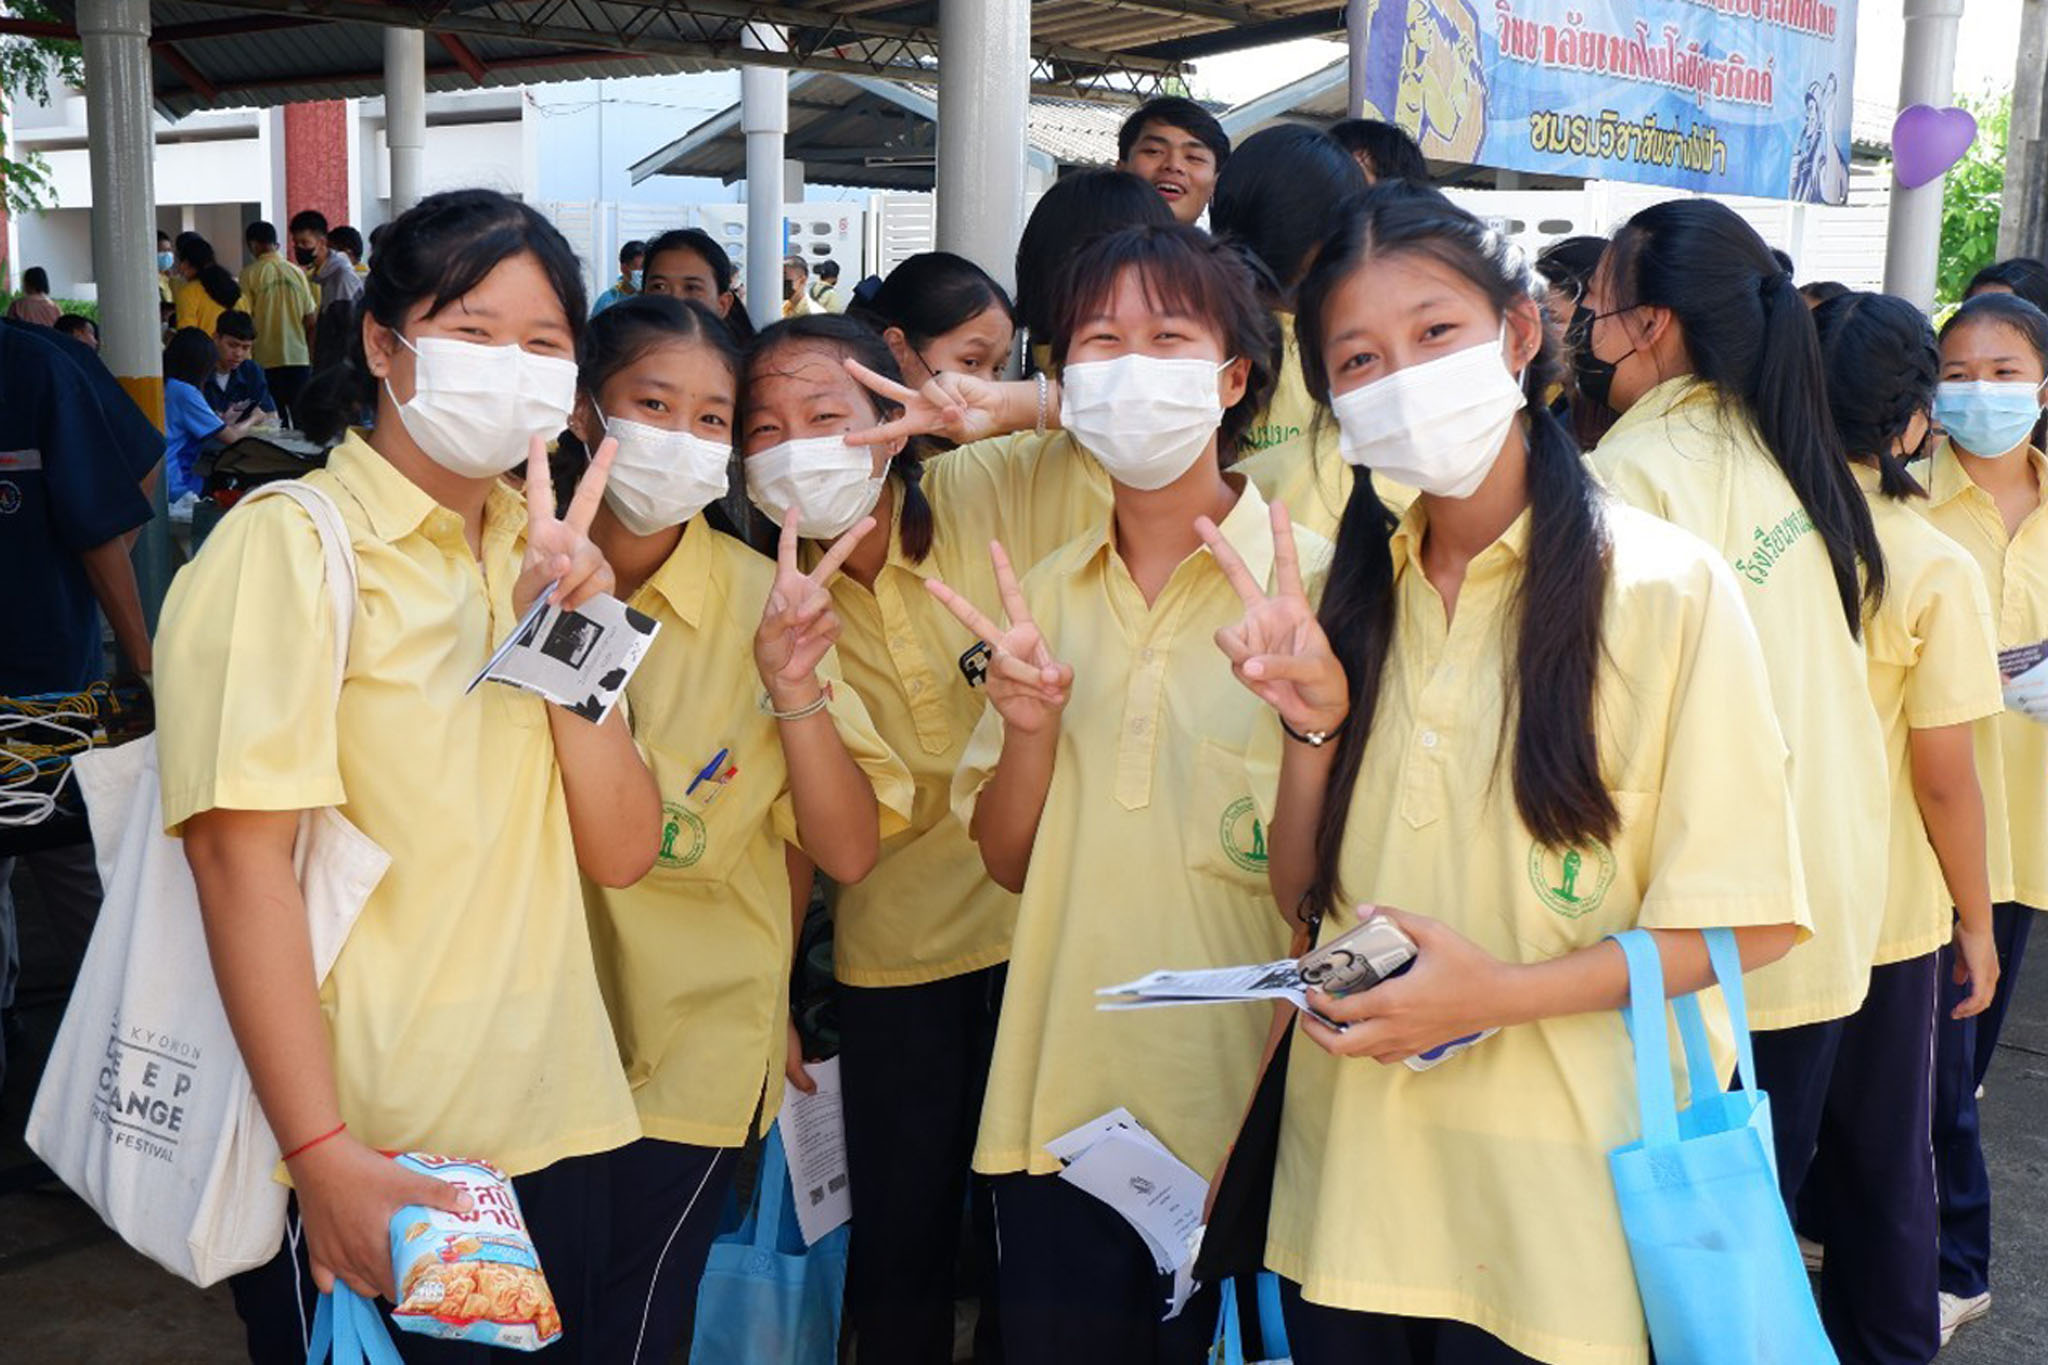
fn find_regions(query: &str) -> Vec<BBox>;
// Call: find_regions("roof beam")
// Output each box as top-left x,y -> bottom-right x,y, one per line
436,32 -> 490,83
157,43 -> 221,102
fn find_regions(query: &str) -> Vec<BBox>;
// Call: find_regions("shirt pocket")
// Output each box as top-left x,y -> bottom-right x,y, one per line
650,752 -> 773,887
1186,739 -> 1275,893
1513,788 -> 1658,957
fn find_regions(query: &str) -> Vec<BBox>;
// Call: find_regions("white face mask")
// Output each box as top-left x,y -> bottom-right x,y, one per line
385,334 -> 578,479
745,435 -> 886,539
600,413 -> 731,536
1331,324 -> 1526,499
1060,353 -> 1229,490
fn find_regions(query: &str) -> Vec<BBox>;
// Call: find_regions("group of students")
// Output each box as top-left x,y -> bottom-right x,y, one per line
144,96 -> 2048,1365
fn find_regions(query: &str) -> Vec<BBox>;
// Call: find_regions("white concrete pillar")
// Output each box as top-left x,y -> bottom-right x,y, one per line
937,0 -> 1029,291
1347,0 -> 1372,117
385,27 -> 427,216
741,25 -> 789,319
79,0 -> 170,623
1882,0 -> 1964,310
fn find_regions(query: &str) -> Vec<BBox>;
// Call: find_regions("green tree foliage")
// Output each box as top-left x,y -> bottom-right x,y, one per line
1,2 -> 85,217
1937,90 -> 2011,306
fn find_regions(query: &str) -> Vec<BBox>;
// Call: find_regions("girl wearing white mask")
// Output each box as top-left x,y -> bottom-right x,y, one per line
923,224 -> 1313,1363
155,189 -> 659,1361
564,296 -> 912,1364
1207,186 -> 1803,1364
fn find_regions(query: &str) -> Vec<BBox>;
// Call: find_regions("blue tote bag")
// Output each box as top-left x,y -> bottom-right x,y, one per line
1608,928 -> 1836,1365
303,1287 -> 403,1365
1211,1271 -> 1292,1364
689,1121 -> 850,1365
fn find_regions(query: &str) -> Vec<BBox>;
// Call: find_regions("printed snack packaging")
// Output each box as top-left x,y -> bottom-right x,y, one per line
388,1153 -> 562,1351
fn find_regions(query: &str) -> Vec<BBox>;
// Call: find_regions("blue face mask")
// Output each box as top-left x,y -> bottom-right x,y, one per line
1934,380 -> 2045,457
628,269 -> 644,290
157,250 -> 175,272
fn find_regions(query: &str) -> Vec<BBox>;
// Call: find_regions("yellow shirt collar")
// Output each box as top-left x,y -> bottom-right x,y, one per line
1387,495 -> 1533,582
1061,473 -> 1279,590
1603,374 -> 1717,444
1924,438 -> 2048,510
641,514 -> 719,628
323,432 -> 529,546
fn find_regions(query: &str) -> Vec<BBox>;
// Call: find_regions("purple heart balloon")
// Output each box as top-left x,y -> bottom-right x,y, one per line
1893,103 -> 1978,188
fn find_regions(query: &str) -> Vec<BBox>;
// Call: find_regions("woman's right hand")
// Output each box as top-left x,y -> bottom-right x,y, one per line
287,1132 -> 472,1299
841,359 -> 1031,448
1952,919 -> 2002,1019
1197,500 -> 1350,737
925,540 -> 1072,736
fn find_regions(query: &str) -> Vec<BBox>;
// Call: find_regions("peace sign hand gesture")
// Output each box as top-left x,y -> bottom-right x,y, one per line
755,505 -> 875,701
925,541 -> 1072,736
842,358 -> 1018,448
515,433 -> 618,618
1198,500 -> 1350,736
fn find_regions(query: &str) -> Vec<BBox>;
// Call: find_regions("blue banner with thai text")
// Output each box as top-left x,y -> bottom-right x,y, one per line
1354,0 -> 1859,203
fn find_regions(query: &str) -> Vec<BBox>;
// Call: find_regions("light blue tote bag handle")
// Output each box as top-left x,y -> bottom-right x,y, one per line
304,1285 -> 405,1365
1211,1272 -> 1291,1364
1608,928 -> 1833,1365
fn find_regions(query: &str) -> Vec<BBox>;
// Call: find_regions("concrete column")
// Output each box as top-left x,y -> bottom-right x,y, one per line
384,26 -> 427,216
78,0 -> 170,625
741,24 -> 789,319
1881,0 -> 1964,310
1347,0 -> 1372,117
936,0 -> 1029,291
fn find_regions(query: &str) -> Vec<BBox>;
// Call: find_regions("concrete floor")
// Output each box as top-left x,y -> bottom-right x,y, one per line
3,881 -> 2045,1363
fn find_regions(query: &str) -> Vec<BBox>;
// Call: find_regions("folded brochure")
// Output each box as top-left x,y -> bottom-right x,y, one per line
468,582 -> 660,725
1048,1109 -> 1205,1321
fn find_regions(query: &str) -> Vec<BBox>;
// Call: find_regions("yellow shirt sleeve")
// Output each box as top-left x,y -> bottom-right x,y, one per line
155,494 -> 345,832
1903,551 -> 2005,730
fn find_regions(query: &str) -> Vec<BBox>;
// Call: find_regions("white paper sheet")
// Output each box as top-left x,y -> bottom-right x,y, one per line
1047,1110 -> 1209,1320
467,586 -> 660,724
778,1056 -> 852,1246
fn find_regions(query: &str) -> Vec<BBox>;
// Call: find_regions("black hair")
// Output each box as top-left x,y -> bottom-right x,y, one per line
1812,292 -> 1934,502
846,250 -> 1015,353
289,209 -> 330,238
163,327 -> 218,387
310,298 -> 356,372
1966,257 -> 2048,314
642,228 -> 755,343
156,229 -> 172,248
817,259 -> 840,282
1015,169 -> 1176,363
1209,124 -> 1367,304
1117,96 -> 1230,167
744,313 -> 934,562
1049,223 -> 1278,465
1534,234 -> 1606,302
368,223 -> 390,255
328,225 -> 365,262
552,293 -> 742,518
246,220 -> 280,249
1798,280 -> 1851,307
1327,118 -> 1429,185
1770,247 -> 1796,275
197,265 -> 242,311
174,231 -> 215,270
215,309 -> 257,342
296,188 -> 589,445
54,313 -> 95,341
1940,289 -> 2048,365
1294,183 -> 1614,922
619,238 -> 647,268
21,266 -> 49,295
1602,198 -> 1884,632
784,254 -> 809,278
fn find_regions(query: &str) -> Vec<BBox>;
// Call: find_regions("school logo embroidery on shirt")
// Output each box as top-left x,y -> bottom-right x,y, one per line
1528,840 -> 1616,918
958,640 -> 993,687
657,801 -> 707,870
1220,797 -> 1269,873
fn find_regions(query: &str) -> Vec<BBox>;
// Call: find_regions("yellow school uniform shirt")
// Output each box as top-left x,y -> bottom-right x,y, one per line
1267,499 -> 1806,1365
1922,441 -> 2048,908
1856,466 -> 2007,963
173,277 -> 227,335
154,433 -> 641,1176
820,434 -> 1113,987
589,519 -> 912,1147
954,479 -> 1322,1179
238,252 -> 316,369
1594,375 -> 1889,1027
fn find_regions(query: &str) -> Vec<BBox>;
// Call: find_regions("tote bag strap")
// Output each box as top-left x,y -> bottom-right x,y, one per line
1614,929 -> 1680,1148
752,1123 -> 794,1252
1255,1270 -> 1289,1360
237,481 -> 358,703
304,1286 -> 403,1365
1665,926 -> 1758,1096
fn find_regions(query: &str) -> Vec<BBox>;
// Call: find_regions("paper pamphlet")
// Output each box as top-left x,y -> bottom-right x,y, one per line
778,1056 -> 851,1247
2000,640 -> 2048,680
1048,1110 -> 1208,1320
468,585 -> 660,725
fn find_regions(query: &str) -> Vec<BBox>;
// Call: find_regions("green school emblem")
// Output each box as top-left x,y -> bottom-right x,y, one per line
657,801 -> 707,870
1528,839 -> 1616,918
1221,796 -> 1269,873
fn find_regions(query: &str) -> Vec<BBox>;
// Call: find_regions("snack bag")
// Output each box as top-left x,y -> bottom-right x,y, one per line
388,1153 -> 562,1351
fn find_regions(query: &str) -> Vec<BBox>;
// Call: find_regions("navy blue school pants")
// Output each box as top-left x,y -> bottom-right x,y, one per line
839,962 -> 1006,1364
1798,953 -> 1942,1364
589,1136 -> 736,1365
1934,901 -> 2035,1298
1277,1278 -> 1542,1364
229,1149 -> 610,1365
988,1171 -> 1219,1365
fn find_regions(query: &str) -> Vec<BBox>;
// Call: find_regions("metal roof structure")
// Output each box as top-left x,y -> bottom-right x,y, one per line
13,1 -> 1350,120
629,69 -> 1221,190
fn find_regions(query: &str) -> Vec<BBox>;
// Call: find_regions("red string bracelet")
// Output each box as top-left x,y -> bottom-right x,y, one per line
281,1121 -> 347,1163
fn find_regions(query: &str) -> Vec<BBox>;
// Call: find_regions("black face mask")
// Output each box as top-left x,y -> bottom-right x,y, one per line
1567,303 -> 1633,412
295,247 -> 317,268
